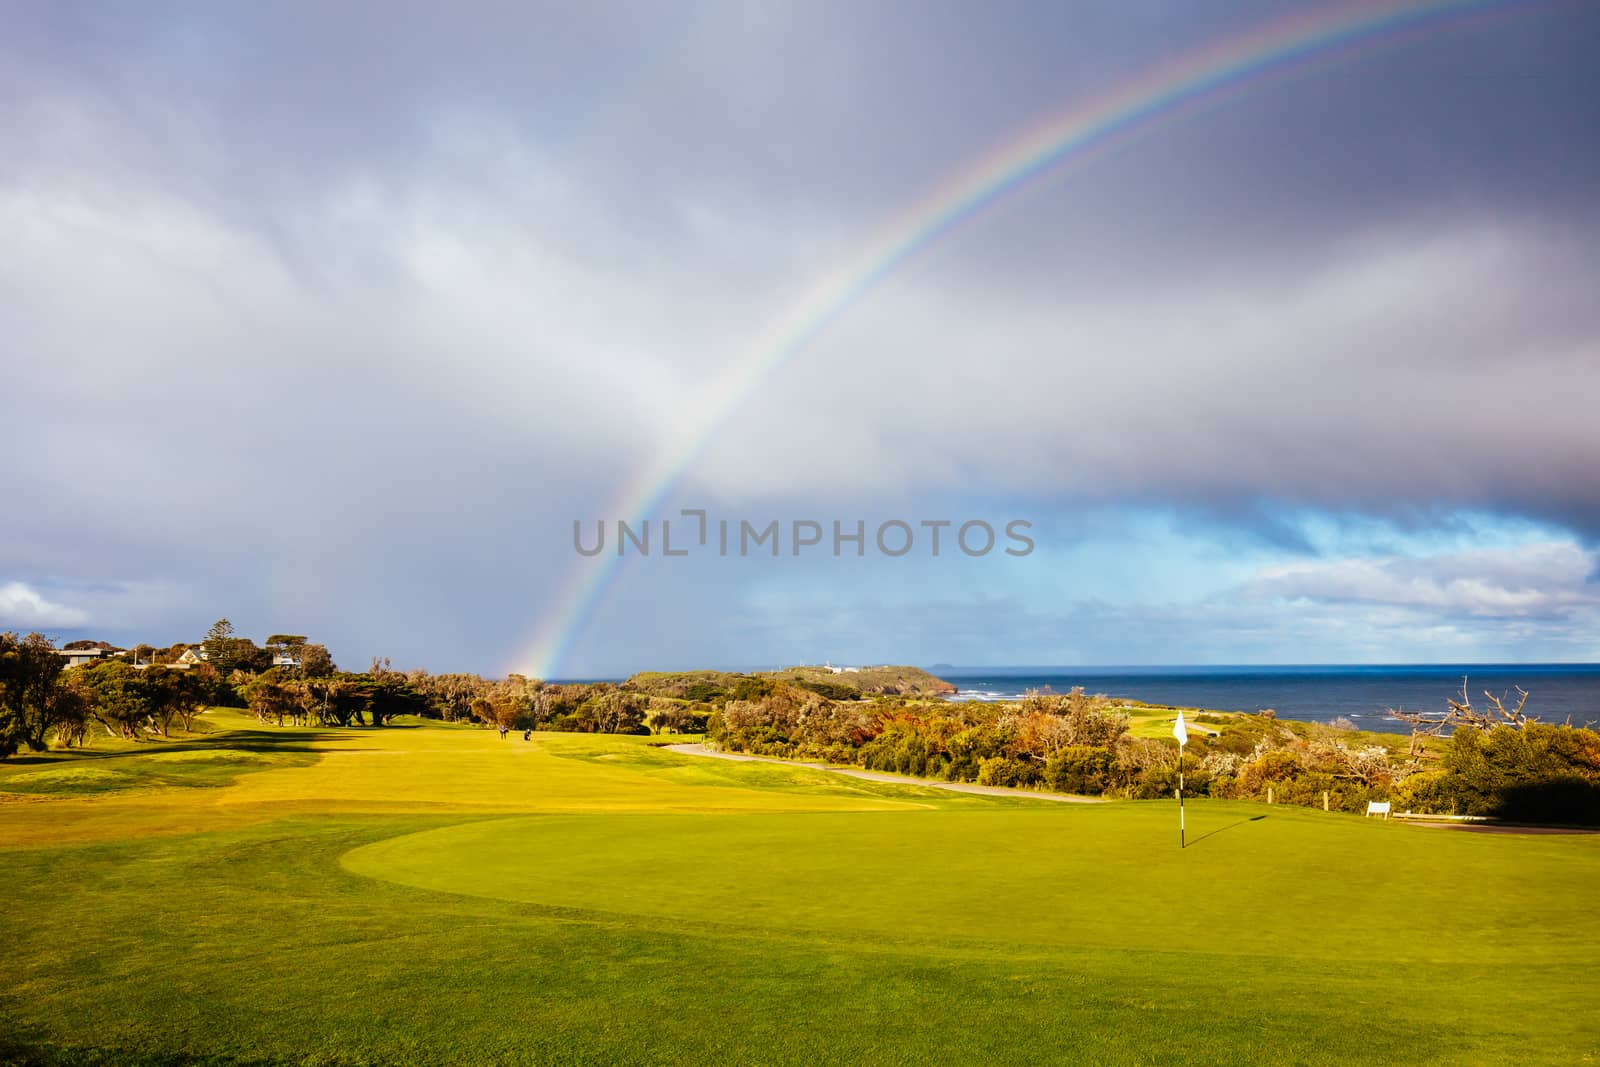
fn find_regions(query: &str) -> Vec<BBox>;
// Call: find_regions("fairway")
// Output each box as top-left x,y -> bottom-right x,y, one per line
4,715 -> 1599,1065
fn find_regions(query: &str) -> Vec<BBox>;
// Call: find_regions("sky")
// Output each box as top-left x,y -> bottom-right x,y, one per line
2,0 -> 1598,677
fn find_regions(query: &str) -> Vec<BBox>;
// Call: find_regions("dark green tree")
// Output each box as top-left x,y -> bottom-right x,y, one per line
226,637 -> 272,674
76,659 -> 154,739
362,672 -> 424,726
141,667 -> 209,736
202,619 -> 236,673
299,644 -> 335,678
50,678 -> 94,748
0,632 -> 69,757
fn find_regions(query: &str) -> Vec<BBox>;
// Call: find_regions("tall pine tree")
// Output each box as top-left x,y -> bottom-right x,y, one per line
202,618 -> 236,674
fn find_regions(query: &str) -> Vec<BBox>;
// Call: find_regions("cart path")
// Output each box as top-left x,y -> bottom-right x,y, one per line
663,743 -> 1106,803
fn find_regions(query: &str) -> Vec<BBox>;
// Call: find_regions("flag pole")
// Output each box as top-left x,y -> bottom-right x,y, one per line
1178,746 -> 1186,849
1173,710 -> 1188,849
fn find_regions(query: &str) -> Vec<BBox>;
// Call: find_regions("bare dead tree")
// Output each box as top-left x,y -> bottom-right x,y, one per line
1387,675 -> 1537,753
1384,705 -> 1448,758
1448,678 -> 1535,729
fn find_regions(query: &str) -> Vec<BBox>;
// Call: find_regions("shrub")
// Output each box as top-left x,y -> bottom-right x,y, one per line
1409,724 -> 1600,824
729,676 -> 776,703
1266,771 -> 1372,812
1129,764 -> 1178,799
1240,749 -> 1302,794
945,753 -> 980,783
1044,746 -> 1114,795
1496,777 -> 1600,825
1392,770 -> 1458,815
977,756 -> 1038,788
794,680 -> 859,701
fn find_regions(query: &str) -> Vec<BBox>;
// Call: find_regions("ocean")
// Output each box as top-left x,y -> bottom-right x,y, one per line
935,665 -> 1600,734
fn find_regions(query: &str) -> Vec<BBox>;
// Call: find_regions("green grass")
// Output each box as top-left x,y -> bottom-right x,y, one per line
2,716 -> 1597,1065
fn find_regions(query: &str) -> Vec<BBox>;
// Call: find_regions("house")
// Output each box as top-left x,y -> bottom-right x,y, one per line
176,647 -> 207,666
55,648 -> 113,669
271,651 -> 303,669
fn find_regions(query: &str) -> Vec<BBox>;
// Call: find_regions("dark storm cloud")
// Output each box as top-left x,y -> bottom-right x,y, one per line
11,3 -> 1589,234
6,1 -> 1594,272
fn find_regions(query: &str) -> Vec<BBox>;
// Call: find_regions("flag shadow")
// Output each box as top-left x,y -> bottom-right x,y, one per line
1187,814 -> 1267,848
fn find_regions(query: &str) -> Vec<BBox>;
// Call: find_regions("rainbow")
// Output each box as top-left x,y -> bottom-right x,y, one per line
515,0 -> 1527,679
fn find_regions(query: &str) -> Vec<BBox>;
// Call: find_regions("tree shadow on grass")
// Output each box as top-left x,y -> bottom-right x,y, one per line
160,729 -> 339,754
1187,814 -> 1267,848
0,1032 -> 277,1066
6,721 -> 357,758
4,730 -> 351,766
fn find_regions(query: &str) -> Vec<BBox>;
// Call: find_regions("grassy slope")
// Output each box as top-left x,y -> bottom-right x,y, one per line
619,670 -> 746,697
1,713 -> 1596,1065
759,664 -> 958,695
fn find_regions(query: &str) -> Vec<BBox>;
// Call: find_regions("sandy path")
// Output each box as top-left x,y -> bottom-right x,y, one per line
663,743 -> 1105,804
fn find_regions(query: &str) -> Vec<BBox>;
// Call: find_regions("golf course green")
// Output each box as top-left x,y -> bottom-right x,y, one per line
2,711 -> 1596,1064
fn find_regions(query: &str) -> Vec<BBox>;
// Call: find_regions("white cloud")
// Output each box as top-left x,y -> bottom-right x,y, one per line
0,582 -> 88,629
1240,541 -> 1599,619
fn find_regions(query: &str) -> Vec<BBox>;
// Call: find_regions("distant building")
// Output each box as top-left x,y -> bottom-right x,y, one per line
176,647 -> 206,666
55,648 -> 113,669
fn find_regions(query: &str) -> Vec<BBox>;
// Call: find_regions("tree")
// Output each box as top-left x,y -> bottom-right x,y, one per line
1011,687 -> 1128,760
1388,676 -> 1539,757
203,619 -> 236,673
226,637 -> 273,674
76,659 -> 154,739
244,677 -> 299,727
0,632 -> 69,757
645,699 -> 697,735
141,667 -> 183,737
363,671 -> 424,726
50,678 -> 93,748
588,690 -> 647,734
63,639 -> 118,652
328,679 -> 372,726
141,667 -> 209,736
407,671 -> 489,722
299,644 -> 335,678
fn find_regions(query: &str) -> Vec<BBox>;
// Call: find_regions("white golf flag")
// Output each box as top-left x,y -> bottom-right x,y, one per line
1173,710 -> 1189,747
